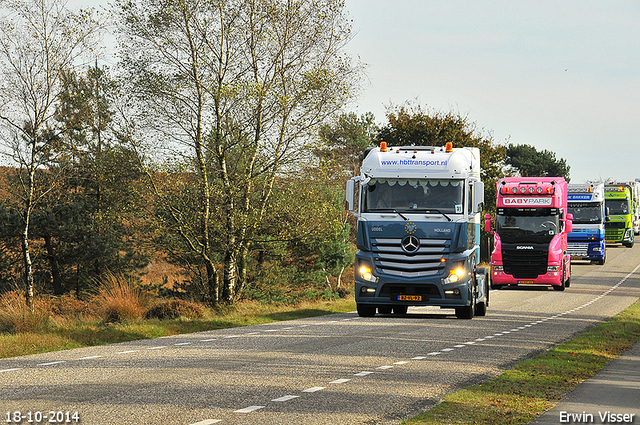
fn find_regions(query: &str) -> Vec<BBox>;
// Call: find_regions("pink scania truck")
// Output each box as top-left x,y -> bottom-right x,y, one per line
484,177 -> 573,291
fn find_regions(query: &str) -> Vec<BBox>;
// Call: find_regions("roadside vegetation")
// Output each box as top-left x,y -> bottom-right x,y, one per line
0,272 -> 356,359
403,299 -> 640,425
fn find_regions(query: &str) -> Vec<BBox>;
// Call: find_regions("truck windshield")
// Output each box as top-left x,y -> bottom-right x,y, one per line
496,211 -> 560,244
605,199 -> 630,215
364,179 -> 464,214
568,202 -> 603,224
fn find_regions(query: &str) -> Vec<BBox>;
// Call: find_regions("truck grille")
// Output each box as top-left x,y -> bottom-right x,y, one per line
605,223 -> 626,241
567,243 -> 589,257
371,237 -> 449,278
501,244 -> 549,279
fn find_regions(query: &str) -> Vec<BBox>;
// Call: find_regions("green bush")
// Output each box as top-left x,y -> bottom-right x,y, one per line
144,298 -> 204,320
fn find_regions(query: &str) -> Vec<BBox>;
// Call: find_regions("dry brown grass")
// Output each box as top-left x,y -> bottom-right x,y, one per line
0,290 -> 51,333
93,273 -> 152,323
140,257 -> 187,289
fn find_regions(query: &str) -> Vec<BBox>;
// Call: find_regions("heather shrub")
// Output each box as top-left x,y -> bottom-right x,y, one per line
47,294 -> 96,318
92,273 -> 151,323
145,298 -> 204,320
0,291 -> 51,333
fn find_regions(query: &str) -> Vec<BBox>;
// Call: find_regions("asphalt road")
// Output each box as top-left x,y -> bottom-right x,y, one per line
2,245 -> 640,425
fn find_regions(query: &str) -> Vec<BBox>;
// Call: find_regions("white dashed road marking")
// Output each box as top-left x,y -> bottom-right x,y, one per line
234,406 -> 265,413
272,395 -> 299,402
37,361 -> 65,366
189,419 -> 222,425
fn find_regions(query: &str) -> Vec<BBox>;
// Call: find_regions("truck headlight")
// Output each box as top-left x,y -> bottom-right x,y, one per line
358,263 -> 377,282
547,266 -> 559,271
444,263 -> 466,284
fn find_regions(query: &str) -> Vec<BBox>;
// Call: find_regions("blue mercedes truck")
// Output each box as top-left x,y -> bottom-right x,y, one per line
345,142 -> 488,319
566,183 -> 606,265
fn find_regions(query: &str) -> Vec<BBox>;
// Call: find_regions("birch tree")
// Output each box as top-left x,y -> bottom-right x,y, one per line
115,0 -> 362,303
0,0 -> 103,308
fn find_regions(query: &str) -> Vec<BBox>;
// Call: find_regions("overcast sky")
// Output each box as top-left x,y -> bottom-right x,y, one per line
344,0 -> 640,183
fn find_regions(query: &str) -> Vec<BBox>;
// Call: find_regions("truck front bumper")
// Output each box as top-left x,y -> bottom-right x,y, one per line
490,267 -> 566,286
355,279 -> 473,308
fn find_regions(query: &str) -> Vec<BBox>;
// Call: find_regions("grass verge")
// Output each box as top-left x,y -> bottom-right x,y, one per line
0,296 -> 356,359
403,299 -> 640,425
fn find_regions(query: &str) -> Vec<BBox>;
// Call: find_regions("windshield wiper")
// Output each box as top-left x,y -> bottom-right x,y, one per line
372,208 -> 409,221
406,208 -> 452,222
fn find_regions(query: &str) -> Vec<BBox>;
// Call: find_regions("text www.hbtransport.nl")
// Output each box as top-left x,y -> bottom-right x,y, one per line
381,159 -> 448,166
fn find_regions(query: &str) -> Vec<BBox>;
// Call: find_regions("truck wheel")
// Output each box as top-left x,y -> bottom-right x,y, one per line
475,300 -> 487,316
456,290 -> 475,319
455,303 -> 475,319
392,306 -> 408,315
357,304 -> 376,317
475,285 -> 488,316
475,268 -> 488,316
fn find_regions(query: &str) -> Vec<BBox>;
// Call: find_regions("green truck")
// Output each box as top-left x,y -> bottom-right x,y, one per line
604,182 -> 635,247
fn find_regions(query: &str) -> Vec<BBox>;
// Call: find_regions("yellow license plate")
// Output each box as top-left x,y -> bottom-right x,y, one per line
518,280 -> 534,284
397,295 -> 422,301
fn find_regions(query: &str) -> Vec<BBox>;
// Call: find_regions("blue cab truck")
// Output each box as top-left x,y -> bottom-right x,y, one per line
566,182 -> 606,265
345,142 -> 488,319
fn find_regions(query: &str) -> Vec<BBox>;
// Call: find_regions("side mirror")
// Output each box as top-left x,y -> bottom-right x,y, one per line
565,213 -> 573,233
345,177 -> 360,216
473,181 -> 485,214
484,213 -> 493,233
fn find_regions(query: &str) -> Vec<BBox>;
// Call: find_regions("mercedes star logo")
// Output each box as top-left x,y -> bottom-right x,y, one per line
402,235 -> 420,253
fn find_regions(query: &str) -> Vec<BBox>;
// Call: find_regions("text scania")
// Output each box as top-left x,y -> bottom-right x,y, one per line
380,159 -> 448,167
